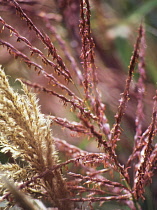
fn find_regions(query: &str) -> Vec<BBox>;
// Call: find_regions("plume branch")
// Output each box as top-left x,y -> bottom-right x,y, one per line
111,24 -> 144,148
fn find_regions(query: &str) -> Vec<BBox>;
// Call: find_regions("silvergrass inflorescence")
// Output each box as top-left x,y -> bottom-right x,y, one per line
0,66 -> 72,209
0,0 -> 156,209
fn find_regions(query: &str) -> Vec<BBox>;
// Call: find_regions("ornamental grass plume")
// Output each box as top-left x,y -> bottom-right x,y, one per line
0,0 -> 157,210
0,66 -> 72,210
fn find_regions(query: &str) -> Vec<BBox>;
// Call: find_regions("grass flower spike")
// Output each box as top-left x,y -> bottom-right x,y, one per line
0,66 -> 72,210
